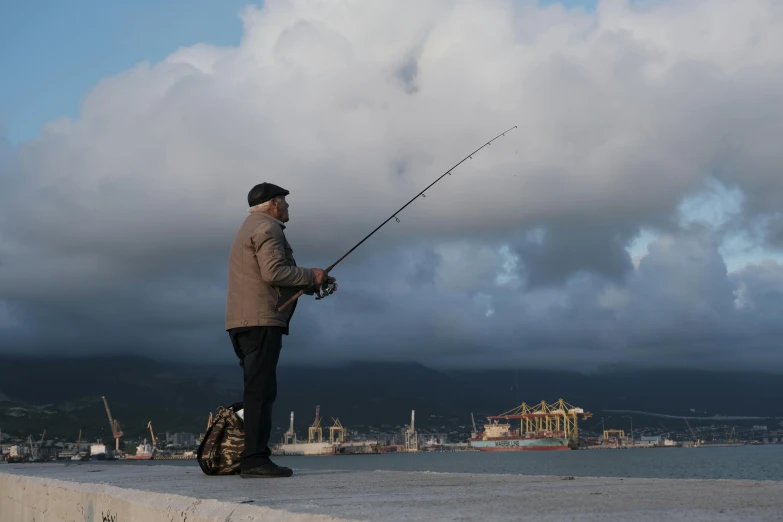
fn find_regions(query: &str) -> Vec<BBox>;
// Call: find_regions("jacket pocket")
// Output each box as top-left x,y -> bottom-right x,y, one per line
273,286 -> 282,310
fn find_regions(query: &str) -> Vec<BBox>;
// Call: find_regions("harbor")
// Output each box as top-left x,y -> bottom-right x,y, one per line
2,393 -> 781,463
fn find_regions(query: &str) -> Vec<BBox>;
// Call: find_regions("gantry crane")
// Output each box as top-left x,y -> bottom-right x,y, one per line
329,418 -> 345,443
603,429 -> 626,444
308,405 -> 323,443
101,396 -> 123,454
489,398 -> 592,448
283,411 -> 297,444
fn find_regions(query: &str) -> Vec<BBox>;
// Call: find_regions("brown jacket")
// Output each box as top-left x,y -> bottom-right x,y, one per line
225,211 -> 315,333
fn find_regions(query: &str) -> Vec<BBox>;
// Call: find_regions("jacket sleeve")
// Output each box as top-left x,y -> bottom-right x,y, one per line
252,226 -> 315,287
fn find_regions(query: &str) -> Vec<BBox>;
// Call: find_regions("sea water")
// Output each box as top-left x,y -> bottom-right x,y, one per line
96,445 -> 783,481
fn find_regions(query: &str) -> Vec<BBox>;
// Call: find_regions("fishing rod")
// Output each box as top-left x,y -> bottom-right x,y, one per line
277,125 -> 518,312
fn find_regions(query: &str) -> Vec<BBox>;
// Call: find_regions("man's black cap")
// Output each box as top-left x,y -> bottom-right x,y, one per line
248,182 -> 289,207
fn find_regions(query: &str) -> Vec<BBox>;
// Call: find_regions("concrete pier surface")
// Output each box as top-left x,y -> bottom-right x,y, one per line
2,463 -> 782,521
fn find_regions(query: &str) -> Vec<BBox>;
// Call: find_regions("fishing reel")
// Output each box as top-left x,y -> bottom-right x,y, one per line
315,281 -> 337,300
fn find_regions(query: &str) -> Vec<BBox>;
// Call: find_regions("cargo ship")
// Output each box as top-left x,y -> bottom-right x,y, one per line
469,420 -> 570,451
270,407 -> 381,456
125,439 -> 155,460
90,443 -> 109,460
468,399 -> 592,452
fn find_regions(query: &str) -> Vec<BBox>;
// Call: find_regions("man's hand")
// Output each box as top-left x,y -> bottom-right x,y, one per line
312,268 -> 327,286
310,269 -> 338,298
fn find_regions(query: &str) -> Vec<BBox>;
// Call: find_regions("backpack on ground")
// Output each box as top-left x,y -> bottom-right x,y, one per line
196,402 -> 244,475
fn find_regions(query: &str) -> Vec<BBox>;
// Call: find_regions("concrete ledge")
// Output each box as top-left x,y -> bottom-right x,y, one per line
2,463 -> 783,521
0,471 -> 349,522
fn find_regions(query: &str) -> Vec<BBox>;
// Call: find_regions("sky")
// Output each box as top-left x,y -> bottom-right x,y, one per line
1,0 -> 783,372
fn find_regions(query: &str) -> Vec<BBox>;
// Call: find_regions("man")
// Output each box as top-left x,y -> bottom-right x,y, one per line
225,182 -> 335,478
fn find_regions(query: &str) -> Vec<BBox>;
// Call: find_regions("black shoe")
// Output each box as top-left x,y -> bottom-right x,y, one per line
240,461 -> 293,478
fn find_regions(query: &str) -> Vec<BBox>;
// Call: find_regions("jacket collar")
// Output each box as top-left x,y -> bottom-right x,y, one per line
251,210 -> 286,229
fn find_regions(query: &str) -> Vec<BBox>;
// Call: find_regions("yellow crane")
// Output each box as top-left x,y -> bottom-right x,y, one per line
329,418 -> 345,443
683,418 -> 700,446
491,398 -> 592,447
147,421 -> 158,447
603,429 -> 626,444
197,412 -> 214,445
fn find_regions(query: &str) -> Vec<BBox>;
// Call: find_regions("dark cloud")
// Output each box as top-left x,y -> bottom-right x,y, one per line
764,214 -> 783,249
513,222 -> 636,288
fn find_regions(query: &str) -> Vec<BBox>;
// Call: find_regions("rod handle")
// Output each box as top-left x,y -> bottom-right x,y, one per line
277,288 -> 305,312
277,266 -> 335,313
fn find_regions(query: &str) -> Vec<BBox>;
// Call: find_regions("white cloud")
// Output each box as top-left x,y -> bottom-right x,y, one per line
495,245 -> 521,288
678,177 -> 743,229
2,0 -> 783,370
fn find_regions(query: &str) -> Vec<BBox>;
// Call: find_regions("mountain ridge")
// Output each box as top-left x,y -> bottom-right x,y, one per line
2,355 -> 782,442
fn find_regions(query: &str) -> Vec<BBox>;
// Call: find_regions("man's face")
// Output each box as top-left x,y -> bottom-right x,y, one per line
271,196 -> 290,222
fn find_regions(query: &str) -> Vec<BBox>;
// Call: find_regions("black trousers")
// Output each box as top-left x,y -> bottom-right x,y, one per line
228,326 -> 283,470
